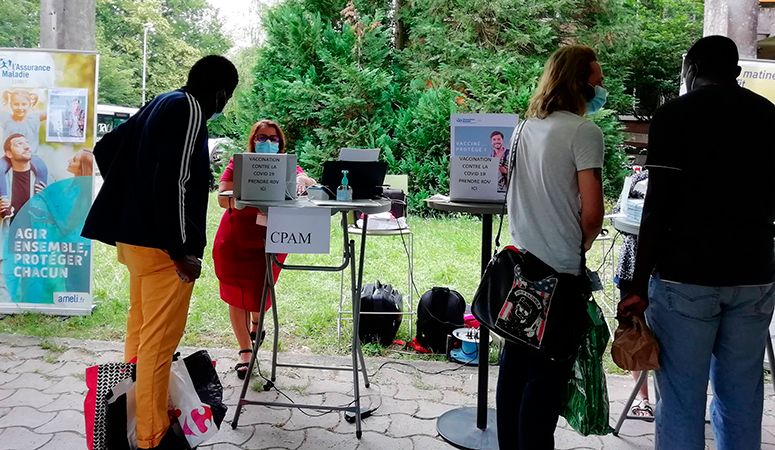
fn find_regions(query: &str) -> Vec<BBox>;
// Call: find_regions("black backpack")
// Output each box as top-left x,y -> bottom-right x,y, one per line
416,287 -> 466,353
359,281 -> 403,346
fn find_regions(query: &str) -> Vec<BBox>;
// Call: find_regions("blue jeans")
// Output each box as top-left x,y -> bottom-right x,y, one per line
646,276 -> 775,450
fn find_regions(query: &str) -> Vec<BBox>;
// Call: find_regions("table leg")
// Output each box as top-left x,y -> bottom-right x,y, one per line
348,236 -> 363,439
477,214 -> 492,429
231,252 -> 273,429
357,216 -> 371,388
269,261 -> 280,382
767,333 -> 775,393
437,213 -> 498,449
613,370 -> 649,436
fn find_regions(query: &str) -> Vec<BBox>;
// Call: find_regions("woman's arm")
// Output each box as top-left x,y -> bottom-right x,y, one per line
218,180 -> 234,209
578,168 -> 604,251
296,166 -> 317,195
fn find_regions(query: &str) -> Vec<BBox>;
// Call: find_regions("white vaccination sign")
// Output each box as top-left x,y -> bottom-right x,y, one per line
266,207 -> 331,254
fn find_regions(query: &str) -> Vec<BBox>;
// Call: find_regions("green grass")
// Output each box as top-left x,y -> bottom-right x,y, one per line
0,193 -> 625,369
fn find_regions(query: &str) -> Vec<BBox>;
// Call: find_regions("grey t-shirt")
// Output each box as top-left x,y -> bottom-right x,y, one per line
507,111 -> 604,275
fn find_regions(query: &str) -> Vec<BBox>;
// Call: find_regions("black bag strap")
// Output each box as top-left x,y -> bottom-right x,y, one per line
495,119 -> 527,250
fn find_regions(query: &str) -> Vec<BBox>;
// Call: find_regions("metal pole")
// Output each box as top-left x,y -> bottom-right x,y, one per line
477,214 -> 492,430
142,26 -> 149,106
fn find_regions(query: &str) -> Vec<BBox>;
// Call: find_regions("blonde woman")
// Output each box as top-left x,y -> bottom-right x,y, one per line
497,45 -> 605,449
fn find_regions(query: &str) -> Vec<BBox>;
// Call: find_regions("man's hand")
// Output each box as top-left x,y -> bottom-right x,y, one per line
34,182 -> 46,194
617,293 -> 648,319
173,255 -> 202,283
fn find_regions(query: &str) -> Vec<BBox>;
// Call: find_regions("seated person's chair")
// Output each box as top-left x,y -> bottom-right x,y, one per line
337,174 -> 415,341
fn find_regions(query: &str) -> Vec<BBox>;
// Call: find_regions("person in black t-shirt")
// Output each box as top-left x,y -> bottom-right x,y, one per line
1,134 -> 47,220
619,36 -> 775,450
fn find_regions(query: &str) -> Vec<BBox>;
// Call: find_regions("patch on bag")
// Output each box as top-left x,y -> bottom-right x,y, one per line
495,264 -> 557,348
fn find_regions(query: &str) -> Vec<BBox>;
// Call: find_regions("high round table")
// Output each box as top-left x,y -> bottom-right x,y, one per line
426,197 -> 505,450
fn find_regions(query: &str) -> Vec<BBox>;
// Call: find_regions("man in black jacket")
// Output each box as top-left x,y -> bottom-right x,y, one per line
83,55 -> 237,450
619,36 -> 775,450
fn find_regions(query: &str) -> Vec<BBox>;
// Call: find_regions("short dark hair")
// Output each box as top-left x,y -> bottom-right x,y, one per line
490,131 -> 504,139
685,35 -> 739,81
3,133 -> 24,154
186,55 -> 239,94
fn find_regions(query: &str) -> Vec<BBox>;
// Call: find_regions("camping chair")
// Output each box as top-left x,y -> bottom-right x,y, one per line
337,174 -> 415,342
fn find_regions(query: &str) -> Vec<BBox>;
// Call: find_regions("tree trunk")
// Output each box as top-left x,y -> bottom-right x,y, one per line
393,0 -> 408,50
40,0 -> 96,51
704,0 -> 759,58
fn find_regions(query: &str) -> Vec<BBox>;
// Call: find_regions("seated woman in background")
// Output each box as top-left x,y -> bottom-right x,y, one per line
212,119 -> 316,379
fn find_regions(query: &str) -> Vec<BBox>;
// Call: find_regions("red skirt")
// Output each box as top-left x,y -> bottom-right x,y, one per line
212,208 -> 287,312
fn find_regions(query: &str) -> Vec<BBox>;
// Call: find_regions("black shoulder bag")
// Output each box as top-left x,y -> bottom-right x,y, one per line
471,120 -> 591,361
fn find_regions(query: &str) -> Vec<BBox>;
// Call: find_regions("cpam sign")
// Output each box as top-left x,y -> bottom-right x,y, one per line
266,206 -> 332,254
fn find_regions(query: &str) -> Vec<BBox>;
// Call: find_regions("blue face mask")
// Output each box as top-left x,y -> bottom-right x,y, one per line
255,141 -> 280,154
585,85 -> 608,115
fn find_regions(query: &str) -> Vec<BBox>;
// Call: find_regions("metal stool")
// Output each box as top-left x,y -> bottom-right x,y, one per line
337,174 -> 415,341
337,226 -> 414,340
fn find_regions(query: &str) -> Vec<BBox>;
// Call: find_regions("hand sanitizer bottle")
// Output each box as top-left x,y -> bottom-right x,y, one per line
336,169 -> 353,201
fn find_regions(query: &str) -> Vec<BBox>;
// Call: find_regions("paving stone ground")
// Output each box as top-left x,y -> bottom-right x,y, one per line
1,333 -> 774,449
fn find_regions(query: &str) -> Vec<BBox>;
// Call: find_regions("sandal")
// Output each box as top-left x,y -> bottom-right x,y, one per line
631,398 -> 654,419
235,349 -> 252,380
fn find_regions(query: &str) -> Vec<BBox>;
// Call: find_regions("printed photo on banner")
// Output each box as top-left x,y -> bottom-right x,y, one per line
1,88 -> 47,150
46,88 -> 88,143
452,126 -> 513,193
0,88 -> 49,221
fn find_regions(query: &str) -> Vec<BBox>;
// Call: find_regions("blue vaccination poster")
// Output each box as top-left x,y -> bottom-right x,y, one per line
449,114 -> 519,202
0,48 -> 97,315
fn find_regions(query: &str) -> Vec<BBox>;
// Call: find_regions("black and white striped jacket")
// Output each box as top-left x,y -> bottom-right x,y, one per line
82,89 -> 211,260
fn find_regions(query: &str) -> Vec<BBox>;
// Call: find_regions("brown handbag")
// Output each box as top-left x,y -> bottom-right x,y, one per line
611,315 -> 660,371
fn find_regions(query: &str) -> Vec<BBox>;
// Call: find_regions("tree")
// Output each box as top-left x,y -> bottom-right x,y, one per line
225,0 -> 669,208
95,0 -> 231,106
161,0 -> 231,56
223,0 -> 398,180
585,0 -> 704,118
0,0 -> 39,48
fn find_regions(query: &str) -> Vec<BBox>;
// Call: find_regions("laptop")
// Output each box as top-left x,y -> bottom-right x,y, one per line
321,161 -> 388,200
338,148 -> 380,162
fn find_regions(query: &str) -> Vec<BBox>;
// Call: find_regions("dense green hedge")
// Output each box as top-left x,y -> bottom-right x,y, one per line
212,0 -> 702,212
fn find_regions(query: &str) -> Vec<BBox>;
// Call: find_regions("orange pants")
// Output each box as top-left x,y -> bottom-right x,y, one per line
117,243 -> 194,449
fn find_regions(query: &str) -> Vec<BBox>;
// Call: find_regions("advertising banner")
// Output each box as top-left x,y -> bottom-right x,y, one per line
0,48 -> 97,315
738,58 -> 775,104
449,114 -> 519,203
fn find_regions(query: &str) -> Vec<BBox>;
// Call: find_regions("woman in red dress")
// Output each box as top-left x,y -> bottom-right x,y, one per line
212,119 -> 316,379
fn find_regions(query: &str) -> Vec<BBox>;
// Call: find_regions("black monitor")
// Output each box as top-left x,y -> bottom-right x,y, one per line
321,161 -> 388,200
